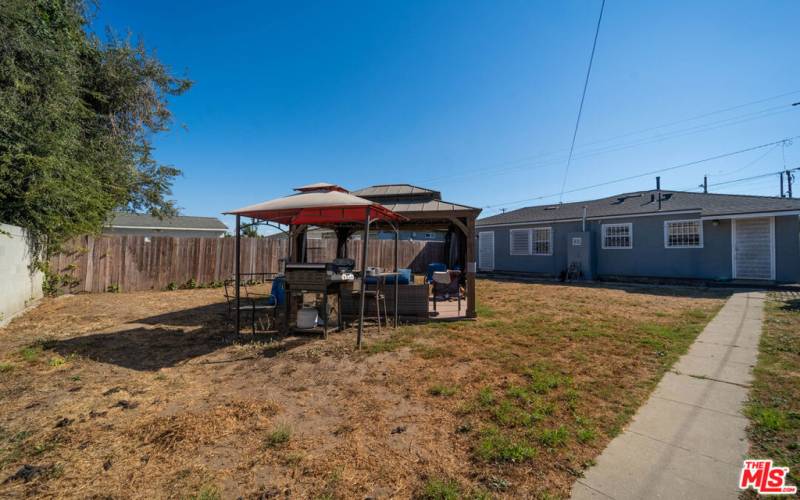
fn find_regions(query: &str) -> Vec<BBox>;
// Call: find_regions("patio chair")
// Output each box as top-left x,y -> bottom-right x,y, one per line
223,279 -> 277,334
431,270 -> 462,315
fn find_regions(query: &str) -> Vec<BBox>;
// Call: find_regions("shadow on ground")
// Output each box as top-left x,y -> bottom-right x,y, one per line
47,302 -> 318,371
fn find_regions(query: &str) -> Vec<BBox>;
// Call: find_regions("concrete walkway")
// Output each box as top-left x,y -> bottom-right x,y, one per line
571,291 -> 765,500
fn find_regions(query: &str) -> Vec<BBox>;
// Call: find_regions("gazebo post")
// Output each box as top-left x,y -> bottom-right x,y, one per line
234,214 -> 241,333
394,224 -> 399,327
357,207 -> 371,349
466,216 -> 477,318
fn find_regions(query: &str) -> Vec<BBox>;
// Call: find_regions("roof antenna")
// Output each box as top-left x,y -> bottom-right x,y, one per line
656,176 -> 662,210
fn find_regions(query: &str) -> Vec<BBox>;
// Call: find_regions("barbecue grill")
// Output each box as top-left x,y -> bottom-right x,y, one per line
284,259 -> 355,336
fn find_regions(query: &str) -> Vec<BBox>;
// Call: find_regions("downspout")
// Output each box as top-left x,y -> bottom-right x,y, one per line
582,206 -> 587,232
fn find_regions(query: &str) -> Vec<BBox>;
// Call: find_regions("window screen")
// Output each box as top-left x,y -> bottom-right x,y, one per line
602,223 -> 632,249
665,220 -> 703,248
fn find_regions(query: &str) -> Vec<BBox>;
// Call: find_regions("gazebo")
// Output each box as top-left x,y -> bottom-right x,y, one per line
225,184 -> 406,347
224,182 -> 481,347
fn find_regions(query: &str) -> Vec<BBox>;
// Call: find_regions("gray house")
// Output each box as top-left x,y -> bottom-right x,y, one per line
476,190 -> 800,283
104,212 -> 228,238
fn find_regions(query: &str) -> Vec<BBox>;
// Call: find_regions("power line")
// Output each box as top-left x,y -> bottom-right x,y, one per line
418,94 -> 799,186
558,0 -> 606,203
708,167 -> 798,188
484,135 -> 800,210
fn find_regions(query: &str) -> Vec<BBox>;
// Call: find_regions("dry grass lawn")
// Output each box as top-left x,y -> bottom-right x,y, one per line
0,279 -> 727,498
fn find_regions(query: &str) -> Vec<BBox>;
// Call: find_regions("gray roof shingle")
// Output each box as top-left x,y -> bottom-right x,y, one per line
352,184 -> 440,198
108,212 -> 228,230
477,190 -> 800,226
380,199 -> 479,213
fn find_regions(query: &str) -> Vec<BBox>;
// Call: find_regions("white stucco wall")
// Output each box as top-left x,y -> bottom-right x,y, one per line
0,223 -> 43,327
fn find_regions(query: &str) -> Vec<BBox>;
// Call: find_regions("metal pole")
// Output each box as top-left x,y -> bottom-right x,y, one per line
703,175 -> 708,194
394,223 -> 399,328
788,171 -> 794,199
656,176 -> 662,210
781,172 -> 785,197
234,215 -> 241,334
357,207 -> 371,349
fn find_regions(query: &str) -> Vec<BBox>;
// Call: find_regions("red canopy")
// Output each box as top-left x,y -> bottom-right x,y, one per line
224,189 -> 406,225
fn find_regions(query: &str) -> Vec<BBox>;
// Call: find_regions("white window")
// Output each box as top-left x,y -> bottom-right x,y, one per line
532,227 -> 552,255
509,229 -> 531,255
664,220 -> 703,248
602,223 -> 633,249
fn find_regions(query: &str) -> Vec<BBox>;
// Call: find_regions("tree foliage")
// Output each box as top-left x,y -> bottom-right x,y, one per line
0,0 -> 192,256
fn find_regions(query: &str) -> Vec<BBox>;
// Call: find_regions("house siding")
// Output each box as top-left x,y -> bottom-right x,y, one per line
480,214 -> 800,283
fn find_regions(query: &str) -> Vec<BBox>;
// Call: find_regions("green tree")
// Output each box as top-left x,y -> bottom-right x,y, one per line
0,0 -> 192,257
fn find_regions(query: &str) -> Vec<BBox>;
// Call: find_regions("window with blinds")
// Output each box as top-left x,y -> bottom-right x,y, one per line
602,223 -> 632,249
665,220 -> 703,248
509,229 -> 531,255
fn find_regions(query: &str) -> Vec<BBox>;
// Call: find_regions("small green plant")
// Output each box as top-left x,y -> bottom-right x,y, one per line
577,427 -> 597,443
20,346 -> 41,363
492,400 -> 532,428
281,452 -> 304,466
181,278 -> 197,290
192,484 -> 221,500
475,427 -> 536,463
477,387 -> 495,406
106,283 -> 121,293
746,406 -> 791,431
264,423 -> 292,448
428,384 -> 457,397
48,356 -> 66,368
0,363 -> 13,373
537,425 -> 569,448
420,478 -> 461,500
166,282 -> 178,291
526,364 -> 568,394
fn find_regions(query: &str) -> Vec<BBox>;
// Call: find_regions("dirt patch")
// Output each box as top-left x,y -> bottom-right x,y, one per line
0,281 -> 727,498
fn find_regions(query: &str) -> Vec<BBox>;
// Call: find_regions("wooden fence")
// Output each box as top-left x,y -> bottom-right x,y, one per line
48,235 -> 445,293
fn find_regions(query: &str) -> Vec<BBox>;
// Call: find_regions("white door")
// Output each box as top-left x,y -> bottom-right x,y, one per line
733,217 -> 775,280
478,231 -> 495,271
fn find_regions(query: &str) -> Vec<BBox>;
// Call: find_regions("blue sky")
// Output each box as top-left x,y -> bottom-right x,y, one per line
91,0 -> 800,231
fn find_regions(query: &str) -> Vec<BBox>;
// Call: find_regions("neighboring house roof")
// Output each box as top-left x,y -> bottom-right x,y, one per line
477,190 -> 800,226
106,212 -> 228,231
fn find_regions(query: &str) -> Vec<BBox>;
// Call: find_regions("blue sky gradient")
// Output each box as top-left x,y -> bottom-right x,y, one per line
91,1 -> 800,230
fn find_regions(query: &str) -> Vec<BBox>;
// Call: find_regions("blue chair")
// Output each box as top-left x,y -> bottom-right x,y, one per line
269,276 -> 285,306
426,263 -> 447,283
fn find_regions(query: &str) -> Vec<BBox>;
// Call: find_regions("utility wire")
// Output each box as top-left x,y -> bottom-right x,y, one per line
418,97 -> 797,186
558,0 -> 606,203
706,166 -> 799,189
484,135 -> 800,210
